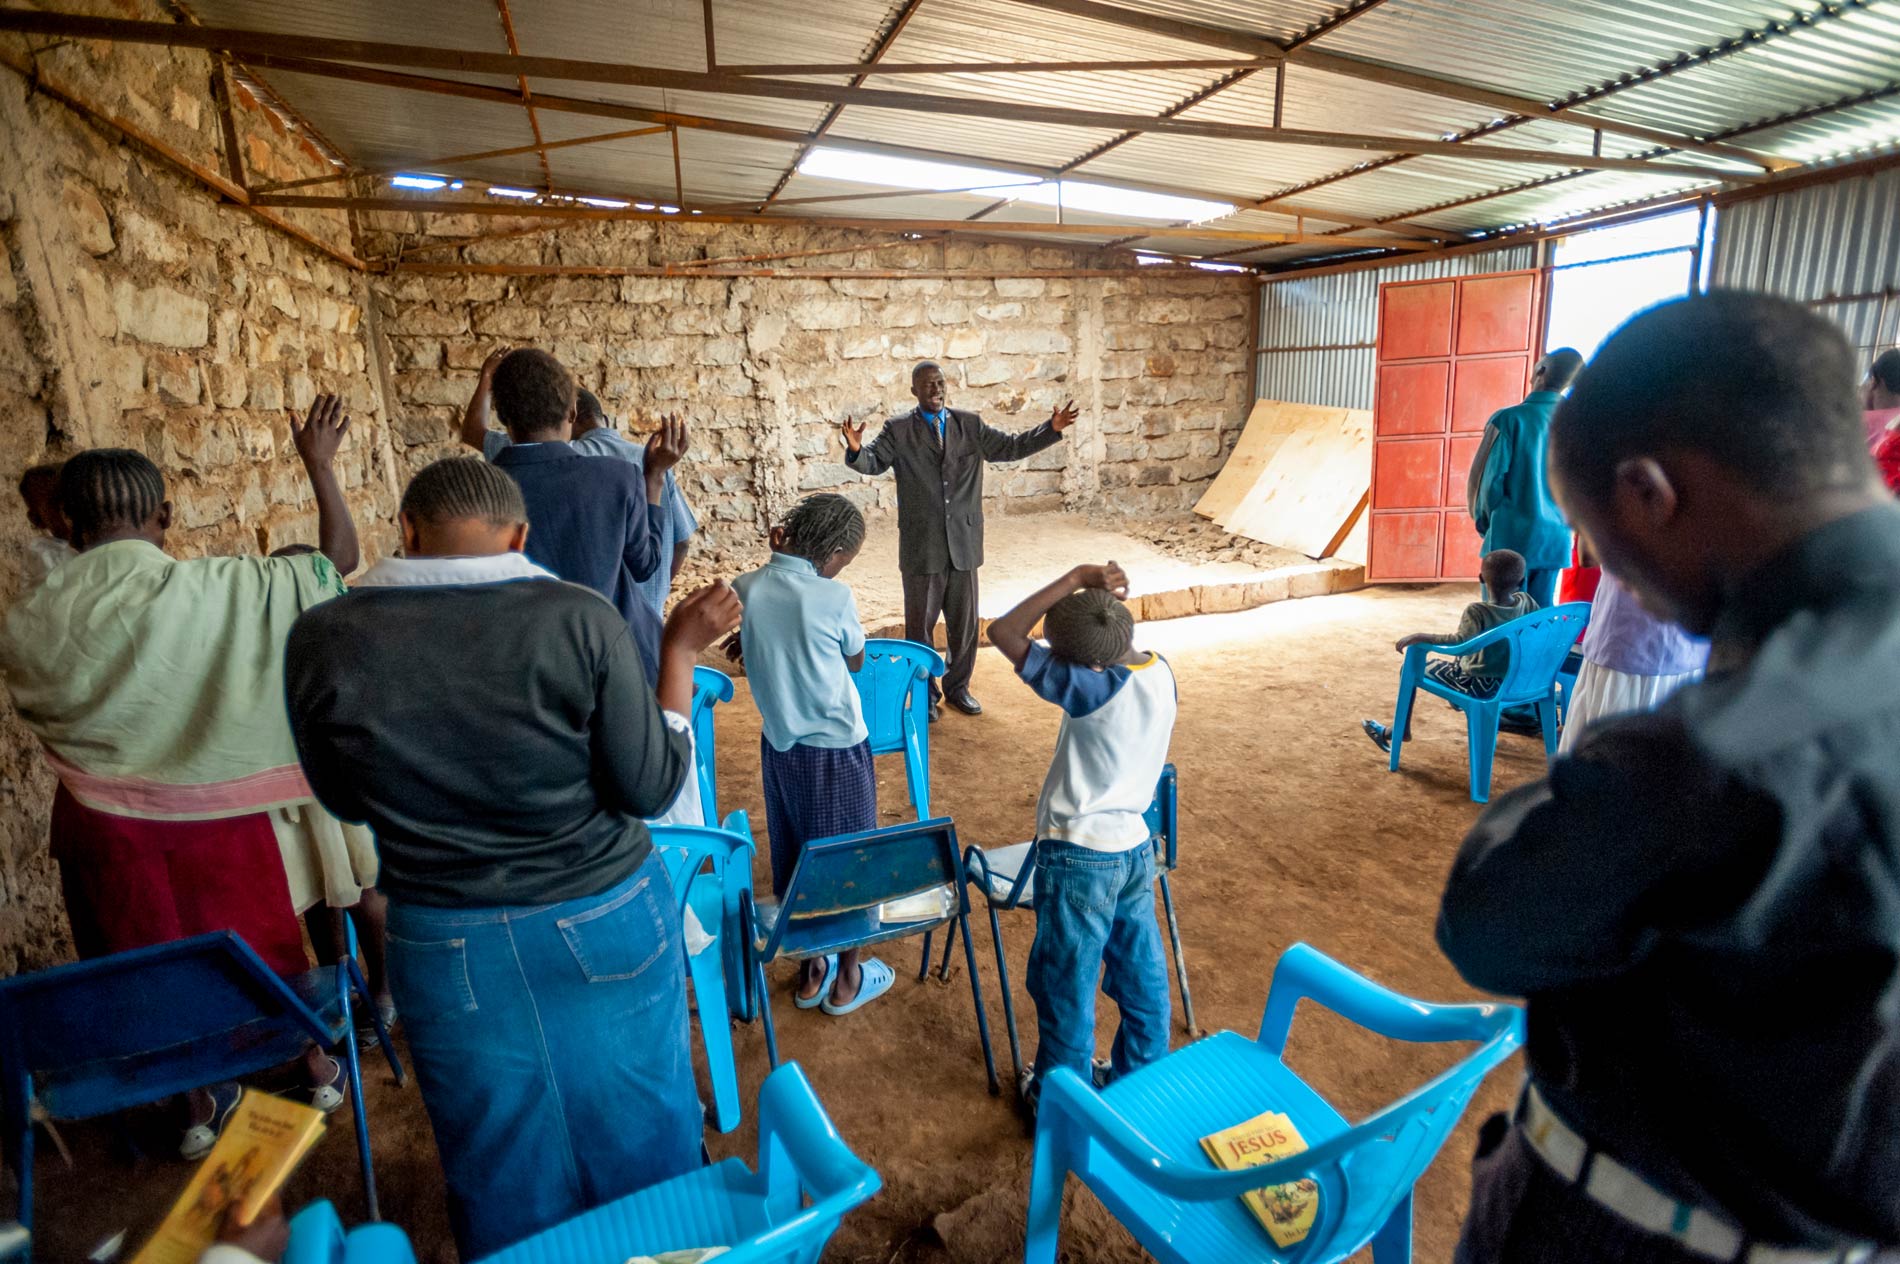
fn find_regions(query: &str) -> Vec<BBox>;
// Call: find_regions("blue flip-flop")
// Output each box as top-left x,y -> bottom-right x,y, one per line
794,954 -> 838,1009
821,957 -> 895,1017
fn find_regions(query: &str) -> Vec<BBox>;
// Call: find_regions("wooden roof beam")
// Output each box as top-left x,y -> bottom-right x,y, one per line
997,0 -> 1792,172
249,193 -> 1438,247
758,0 -> 927,211
0,12 -> 1769,180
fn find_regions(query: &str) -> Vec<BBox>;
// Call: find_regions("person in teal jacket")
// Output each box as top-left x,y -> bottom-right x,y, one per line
1466,348 -> 1585,607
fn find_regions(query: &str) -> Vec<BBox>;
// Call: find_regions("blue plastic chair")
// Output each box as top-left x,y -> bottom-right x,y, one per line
0,927 -> 405,1251
284,1200 -> 416,1264
691,666 -> 736,827
851,638 -> 944,821
747,817 -> 1000,1095
964,765 -> 1195,1086
476,1062 -> 879,1264
651,814 -> 762,1133
1024,943 -> 1524,1264
1387,601 -> 1591,802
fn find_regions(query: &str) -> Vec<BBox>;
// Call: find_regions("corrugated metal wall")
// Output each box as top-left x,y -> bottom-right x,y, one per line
1255,246 -> 1537,409
1709,166 -> 1900,357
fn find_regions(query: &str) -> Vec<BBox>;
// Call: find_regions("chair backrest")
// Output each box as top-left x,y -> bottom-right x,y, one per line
691,666 -> 736,825
851,639 -> 943,757
1490,601 -> 1591,704
1142,763 -> 1178,871
0,932 -> 327,1099
766,818 -> 962,954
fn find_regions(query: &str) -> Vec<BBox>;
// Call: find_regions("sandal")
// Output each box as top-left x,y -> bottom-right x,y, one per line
180,1081 -> 242,1160
821,957 -> 894,1016
308,1055 -> 346,1114
355,997 -> 398,1049
793,955 -> 838,1010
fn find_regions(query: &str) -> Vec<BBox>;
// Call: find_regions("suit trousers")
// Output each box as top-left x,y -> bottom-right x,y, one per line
903,568 -> 979,700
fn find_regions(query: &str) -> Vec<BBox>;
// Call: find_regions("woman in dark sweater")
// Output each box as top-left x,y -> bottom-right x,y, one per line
284,457 -> 740,1258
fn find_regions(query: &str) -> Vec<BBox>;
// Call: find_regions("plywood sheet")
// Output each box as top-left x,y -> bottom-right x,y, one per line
1330,498 -> 1368,565
1193,399 -> 1339,524
1221,404 -> 1373,557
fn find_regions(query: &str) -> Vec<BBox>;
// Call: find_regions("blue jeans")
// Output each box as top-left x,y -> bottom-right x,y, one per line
385,854 -> 700,1258
1025,840 -> 1172,1091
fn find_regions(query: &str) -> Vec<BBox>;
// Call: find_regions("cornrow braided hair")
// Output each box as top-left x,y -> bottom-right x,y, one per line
777,492 -> 865,565
401,457 -> 528,526
57,449 -> 165,548
1043,587 -> 1134,669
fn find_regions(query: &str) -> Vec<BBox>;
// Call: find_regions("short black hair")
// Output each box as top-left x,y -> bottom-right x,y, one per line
912,360 -> 942,382
1043,588 -> 1133,668
269,543 -> 319,557
575,387 -> 605,426
1871,348 -> 1900,395
1480,548 -> 1526,594
1552,291 -> 1865,504
775,493 -> 865,564
1540,347 -> 1584,393
57,449 -> 165,545
401,457 -> 528,527
491,348 -> 576,438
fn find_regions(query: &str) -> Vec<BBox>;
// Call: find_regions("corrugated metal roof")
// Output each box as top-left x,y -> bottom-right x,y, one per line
166,0 -> 1900,267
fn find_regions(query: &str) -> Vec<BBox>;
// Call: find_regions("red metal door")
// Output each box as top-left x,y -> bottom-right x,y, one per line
1368,270 -> 1542,582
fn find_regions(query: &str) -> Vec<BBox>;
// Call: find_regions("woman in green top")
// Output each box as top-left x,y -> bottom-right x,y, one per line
0,397 -> 360,1155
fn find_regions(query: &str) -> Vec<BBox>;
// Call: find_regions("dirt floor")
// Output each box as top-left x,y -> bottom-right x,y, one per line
28,583 -> 1560,1264
681,510 -> 1323,634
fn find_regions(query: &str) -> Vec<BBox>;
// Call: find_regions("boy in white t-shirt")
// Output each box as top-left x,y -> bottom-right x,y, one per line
988,561 -> 1179,1109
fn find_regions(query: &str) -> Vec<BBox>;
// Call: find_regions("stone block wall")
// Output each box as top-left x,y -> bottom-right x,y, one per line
0,15 -> 403,971
360,215 -> 1254,548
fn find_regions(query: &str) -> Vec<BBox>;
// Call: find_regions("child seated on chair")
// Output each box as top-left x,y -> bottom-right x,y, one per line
1362,548 -> 1538,752
730,492 -> 893,1017
986,562 -> 1179,1110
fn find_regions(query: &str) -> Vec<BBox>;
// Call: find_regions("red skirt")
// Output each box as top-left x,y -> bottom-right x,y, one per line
51,785 -> 308,976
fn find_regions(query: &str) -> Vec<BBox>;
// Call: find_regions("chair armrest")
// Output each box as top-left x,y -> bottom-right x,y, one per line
1036,1067 -> 1365,1202
1256,942 -> 1510,1056
757,1062 -> 882,1202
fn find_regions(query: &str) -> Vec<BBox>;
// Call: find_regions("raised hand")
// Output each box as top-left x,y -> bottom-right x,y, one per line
663,579 -> 743,655
480,345 -> 511,382
1075,561 -> 1130,598
644,414 -> 690,475
1050,399 -> 1080,432
291,393 -> 351,469
841,416 -> 866,453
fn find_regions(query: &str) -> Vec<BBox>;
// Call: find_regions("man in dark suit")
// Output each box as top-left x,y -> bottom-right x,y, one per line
844,361 -> 1079,717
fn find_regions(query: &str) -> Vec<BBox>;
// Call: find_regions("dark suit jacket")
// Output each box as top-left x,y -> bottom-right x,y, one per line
847,406 -> 1063,575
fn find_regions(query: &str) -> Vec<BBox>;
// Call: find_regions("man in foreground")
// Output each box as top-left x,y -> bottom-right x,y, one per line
1439,291 -> 1899,1261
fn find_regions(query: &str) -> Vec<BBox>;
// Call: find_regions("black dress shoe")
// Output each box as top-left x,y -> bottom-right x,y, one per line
946,690 -> 983,716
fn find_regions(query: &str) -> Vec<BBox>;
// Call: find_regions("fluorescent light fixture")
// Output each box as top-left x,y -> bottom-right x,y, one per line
1012,180 -> 1231,223
798,147 -> 1230,223
575,196 -> 631,208
1191,260 -> 1249,272
449,181 -> 464,189
800,147 -> 1039,193
487,186 -> 539,199
634,202 -> 656,210
390,174 -> 447,190
659,205 -> 681,214
1133,252 -> 1172,266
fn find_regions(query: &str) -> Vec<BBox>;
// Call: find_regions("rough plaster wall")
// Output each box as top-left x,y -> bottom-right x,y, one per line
362,215 -> 1255,548
0,21 -> 402,971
